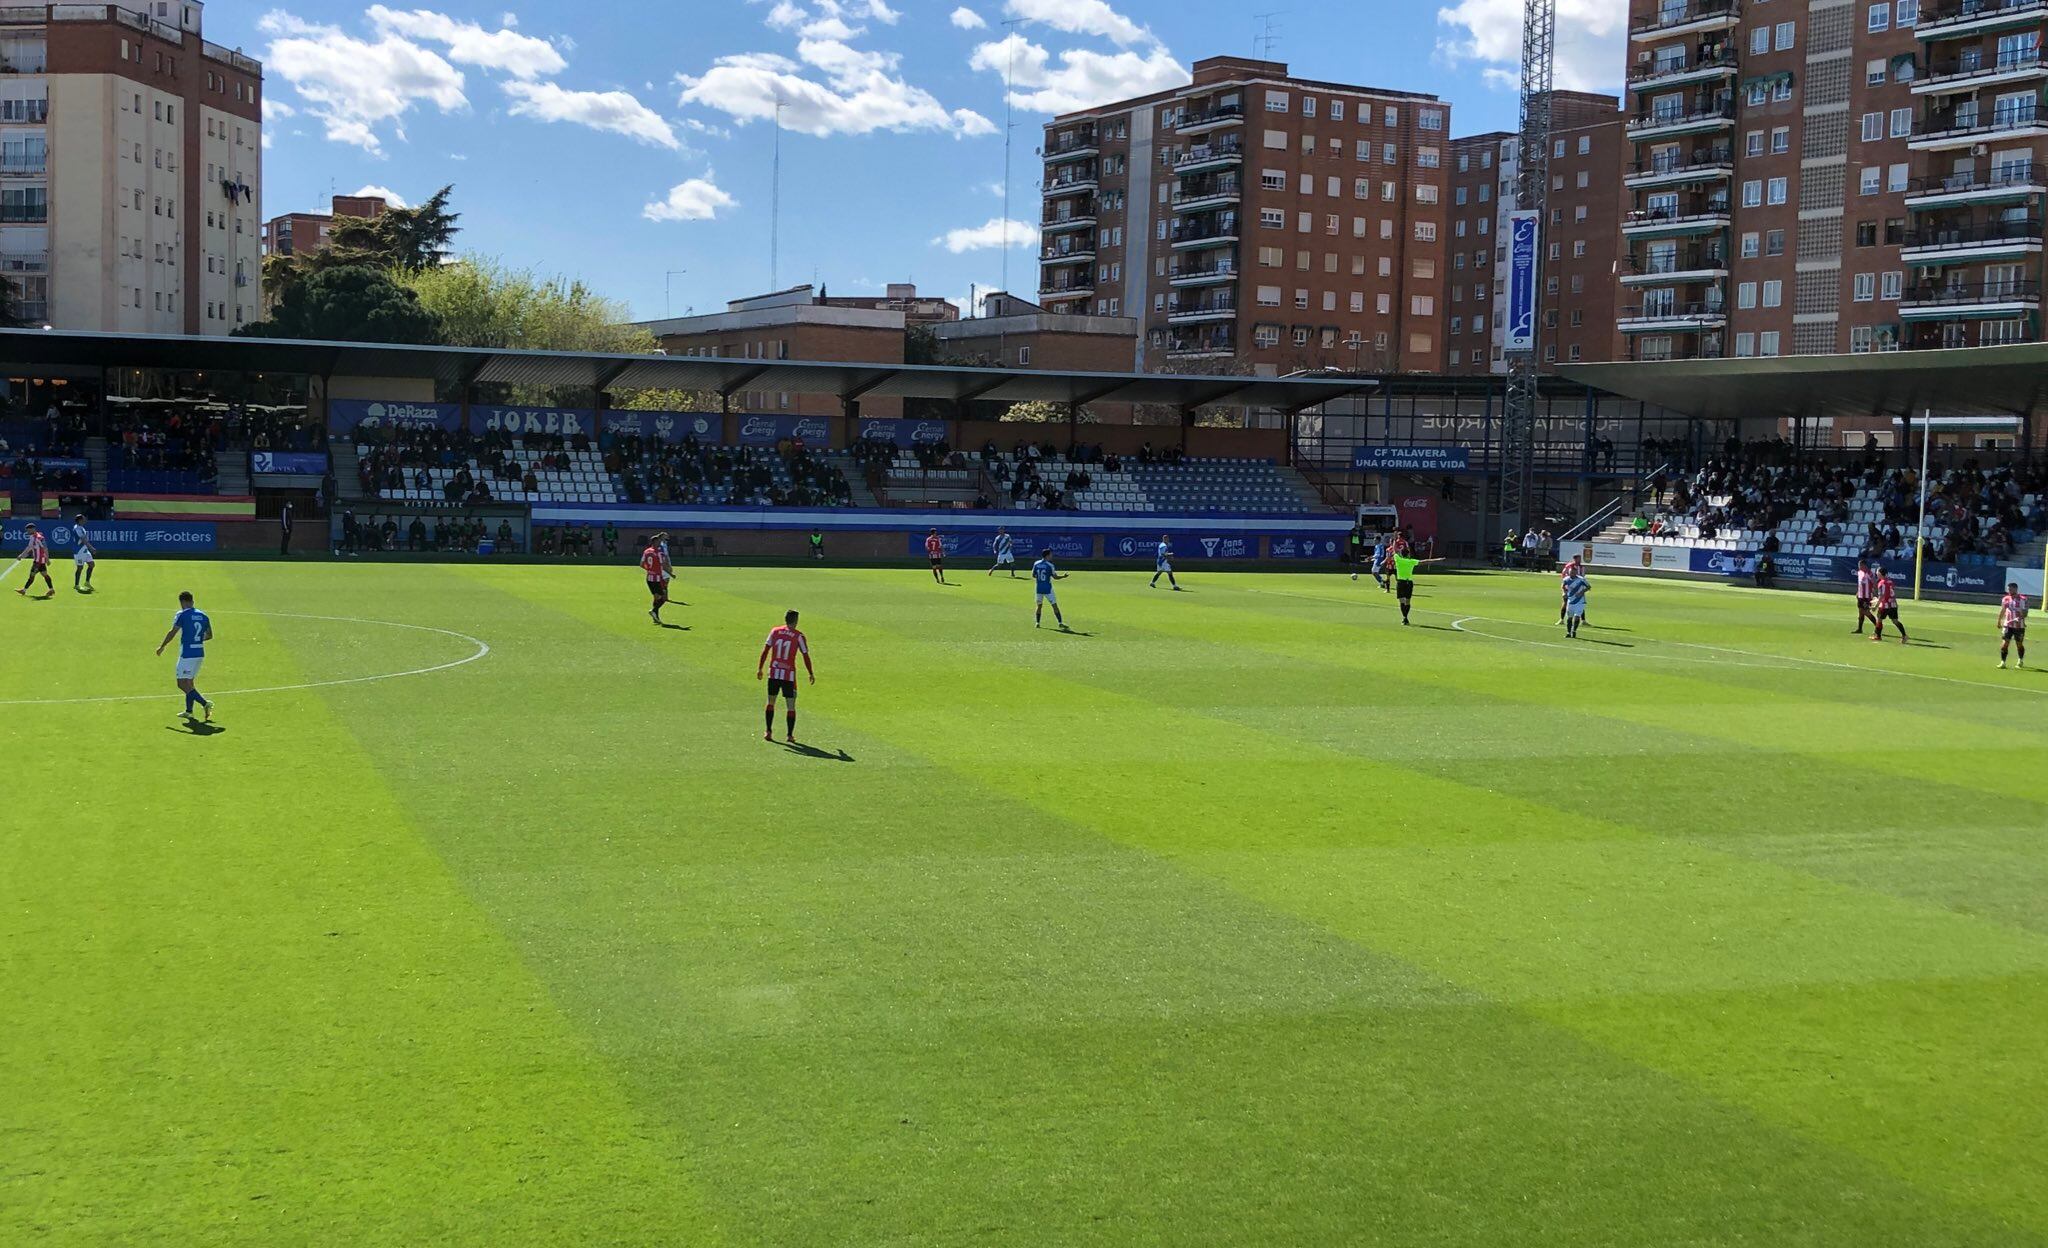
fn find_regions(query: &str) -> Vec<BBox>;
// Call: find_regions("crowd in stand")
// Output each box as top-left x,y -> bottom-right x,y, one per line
338,507 -> 514,553
1646,439 -> 2048,562
607,433 -> 852,507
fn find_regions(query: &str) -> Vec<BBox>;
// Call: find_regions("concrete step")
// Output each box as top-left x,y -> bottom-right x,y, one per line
83,436 -> 107,491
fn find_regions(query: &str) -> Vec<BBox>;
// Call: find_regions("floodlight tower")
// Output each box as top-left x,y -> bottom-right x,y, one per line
1497,0 -> 1555,544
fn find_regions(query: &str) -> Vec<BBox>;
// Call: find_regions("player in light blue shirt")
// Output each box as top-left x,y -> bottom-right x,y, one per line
1562,572 -> 1589,639
1149,534 -> 1182,591
154,590 -> 215,720
988,527 -> 1016,578
1032,549 -> 1069,631
71,514 -> 95,593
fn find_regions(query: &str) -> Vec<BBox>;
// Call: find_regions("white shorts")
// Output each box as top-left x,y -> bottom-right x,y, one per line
996,552 -> 1014,565
175,656 -> 204,681
1036,590 -> 1058,606
1565,602 -> 1586,619
74,549 -> 94,566
1156,559 -> 1172,573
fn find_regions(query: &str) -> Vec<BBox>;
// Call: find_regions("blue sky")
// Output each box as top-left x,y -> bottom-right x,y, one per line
231,0 -> 1624,322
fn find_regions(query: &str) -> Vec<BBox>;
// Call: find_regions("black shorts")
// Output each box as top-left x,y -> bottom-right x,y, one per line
2004,625 -> 2026,642
647,578 -> 666,597
766,677 -> 798,700
1878,606 -> 1900,622
929,555 -> 944,565
1857,596 -> 1872,610
1396,580 -> 1413,600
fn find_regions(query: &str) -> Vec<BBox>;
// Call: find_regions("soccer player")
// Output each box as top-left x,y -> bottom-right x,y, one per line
925,528 -> 947,584
1032,547 -> 1069,630
71,514 -> 95,593
1556,553 -> 1583,626
756,608 -> 814,742
640,535 -> 671,623
1852,559 -> 1876,634
988,526 -> 1015,577
1389,549 -> 1444,625
1870,566 -> 1908,643
1999,582 -> 2028,669
1150,534 -> 1182,590
14,522 -> 52,597
1375,542 -> 1396,593
154,590 -> 214,721
1562,566 -> 1590,638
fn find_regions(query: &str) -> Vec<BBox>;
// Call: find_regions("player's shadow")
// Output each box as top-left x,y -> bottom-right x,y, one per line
656,622 -> 690,631
167,721 -> 228,736
783,741 -> 854,763
1055,627 -> 1096,637
1579,636 -> 1634,648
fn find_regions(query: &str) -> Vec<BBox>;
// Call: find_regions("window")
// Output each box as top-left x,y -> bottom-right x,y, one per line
1860,166 -> 1881,194
1741,231 -> 1760,258
1890,108 -> 1912,138
1299,173 -> 1313,194
1763,279 -> 1783,308
1897,0 -> 1917,23
1739,281 -> 1760,309
1258,246 -> 1283,267
1297,211 -> 1312,232
1882,270 -> 1903,300
1455,186 -> 1468,206
1751,26 -> 1769,54
1261,169 -> 1285,191
1746,129 -> 1765,157
1772,127 -> 1790,154
1260,207 -> 1285,228
1869,3 -> 1890,31
1266,91 -> 1288,112
1416,184 -> 1439,204
1735,332 -> 1756,357
1742,179 -> 1763,206
1775,21 -> 1795,50
1854,272 -> 1876,301
1302,96 -> 1317,117
1352,293 -> 1365,312
1861,112 -> 1882,142
1888,162 -> 1908,192
1857,220 -> 1878,246
1774,77 -> 1794,103
1331,100 -> 1344,122
1294,289 -> 1308,309
1767,177 -> 1787,204
1254,324 -> 1280,348
1577,135 -> 1590,155
1382,143 -> 1397,164
1766,229 -> 1785,256
1868,59 -> 1887,87
1419,109 -> 1442,131
1414,221 -> 1437,241
1418,146 -> 1440,168
1263,129 -> 1287,149
1884,217 -> 1904,244
1760,330 -> 1781,356
1292,327 -> 1310,346
1748,81 -> 1769,107
1256,285 -> 1281,306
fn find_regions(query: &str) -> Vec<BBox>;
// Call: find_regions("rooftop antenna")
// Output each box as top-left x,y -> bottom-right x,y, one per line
1252,11 -> 1284,60
1000,16 -> 1024,301
771,96 -> 783,290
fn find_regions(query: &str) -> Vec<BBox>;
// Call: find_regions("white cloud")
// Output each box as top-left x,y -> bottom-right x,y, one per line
969,33 -> 1185,114
800,15 -> 862,40
366,6 -> 566,79
259,12 -> 467,155
502,80 -> 681,149
350,183 -> 410,207
643,176 -> 736,222
932,217 -> 1035,253
765,1 -> 806,31
950,6 -> 986,29
1003,0 -> 1151,48
266,97 -> 296,119
1435,0 -> 1625,93
501,11 -> 518,27
678,34 -> 990,137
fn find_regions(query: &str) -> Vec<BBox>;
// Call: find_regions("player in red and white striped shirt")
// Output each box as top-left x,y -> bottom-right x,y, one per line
640,534 -> 671,624
1998,583 -> 2028,669
1853,559 -> 1876,634
925,529 -> 947,584
1869,567 -> 1908,644
756,609 -> 815,742
13,523 -> 52,597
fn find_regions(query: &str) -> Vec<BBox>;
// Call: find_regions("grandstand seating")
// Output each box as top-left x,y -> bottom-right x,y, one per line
1618,483 -> 2037,566
1003,456 -> 1316,514
365,441 -> 625,505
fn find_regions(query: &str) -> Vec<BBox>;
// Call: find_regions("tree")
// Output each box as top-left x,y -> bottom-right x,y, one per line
236,265 -> 441,344
265,184 -> 463,308
0,274 -> 24,329
611,387 -> 721,413
1000,400 -> 1098,424
401,257 -> 655,354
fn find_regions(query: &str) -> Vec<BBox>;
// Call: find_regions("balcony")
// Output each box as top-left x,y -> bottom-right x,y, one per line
1038,279 -> 1095,299
1626,99 -> 1736,142
1042,210 -> 1097,235
1621,199 -> 1733,237
1170,217 -> 1240,250
1628,46 -> 1742,93
1899,277 -> 2043,317
1040,245 -> 1095,266
1167,292 -> 1237,323
1630,0 -> 1741,42
1906,316 -> 2038,348
1625,144 -> 1736,187
1043,132 -> 1099,165
1917,0 -> 2048,41
0,249 -> 45,272
1622,341 -> 1725,361
1166,329 -> 1237,357
1043,172 -> 1099,199
1172,176 -> 1242,211
1174,141 -> 1244,174
1619,247 -> 1730,284
1912,99 -> 2048,149
0,161 -> 43,177
1906,162 -> 2046,207
1915,46 -> 2048,95
1901,214 -> 2044,261
1617,301 -> 1728,332
1169,259 -> 1238,286
0,203 -> 45,223
1176,103 -> 1244,135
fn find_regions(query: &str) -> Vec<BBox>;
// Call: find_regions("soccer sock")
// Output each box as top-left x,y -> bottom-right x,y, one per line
194,688 -> 210,709
764,703 -> 775,734
184,688 -> 196,713
786,710 -> 796,738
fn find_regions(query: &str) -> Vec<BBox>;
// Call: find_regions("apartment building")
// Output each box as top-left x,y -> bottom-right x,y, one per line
0,1 -> 262,333
816,282 -> 959,324
931,291 -> 1139,371
639,285 -> 925,417
1618,0 -> 2035,361
1443,92 -> 1625,374
262,194 -> 387,260
1038,56 -> 1451,375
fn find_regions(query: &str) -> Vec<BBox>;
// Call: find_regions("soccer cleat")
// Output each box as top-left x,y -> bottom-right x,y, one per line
764,731 -> 774,741
202,703 -> 212,722
1999,660 -> 2007,668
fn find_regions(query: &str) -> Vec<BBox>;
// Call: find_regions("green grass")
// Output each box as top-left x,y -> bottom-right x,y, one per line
3,558 -> 2045,1246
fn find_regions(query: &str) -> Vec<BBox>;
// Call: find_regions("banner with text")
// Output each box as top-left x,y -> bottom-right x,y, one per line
2,517 -> 216,552
601,410 -> 717,442
251,451 -> 329,475
736,414 -> 832,446
1352,446 -> 1472,473
328,399 -> 465,435
476,406 -> 595,438
1574,541 -> 1691,572
1103,531 -> 1259,560
913,532 -> 1092,560
1267,534 -> 1348,560
860,418 -> 951,448
1506,210 -> 1540,352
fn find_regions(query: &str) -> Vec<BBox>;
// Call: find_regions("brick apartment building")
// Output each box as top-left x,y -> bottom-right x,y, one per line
261,193 -> 387,260
1037,56 -> 1452,375
0,0 -> 262,334
1444,92 -> 1625,374
1619,0 -> 2033,362
931,291 -> 1139,372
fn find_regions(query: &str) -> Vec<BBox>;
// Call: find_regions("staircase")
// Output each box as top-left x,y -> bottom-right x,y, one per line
330,442 -> 367,503
1281,462 -> 1333,511
214,450 -> 249,496
828,452 -> 881,508
83,437 -> 108,491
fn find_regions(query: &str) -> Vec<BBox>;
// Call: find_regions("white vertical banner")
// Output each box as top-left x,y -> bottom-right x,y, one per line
1506,209 -> 1540,353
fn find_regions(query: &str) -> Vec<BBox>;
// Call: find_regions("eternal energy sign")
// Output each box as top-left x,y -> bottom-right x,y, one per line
1506,209 -> 1540,353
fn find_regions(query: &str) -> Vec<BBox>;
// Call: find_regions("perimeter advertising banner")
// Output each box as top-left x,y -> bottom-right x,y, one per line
1506,210 -> 1541,352
2,517 -> 217,552
1578,541 -> 1690,572
476,406 -> 594,437
1352,446 -> 1472,472
1267,534 -> 1347,560
859,418 -> 952,447
735,415 -> 832,447
251,451 -> 330,475
328,399 -> 465,434
913,532 -> 1092,559
601,410 -> 718,442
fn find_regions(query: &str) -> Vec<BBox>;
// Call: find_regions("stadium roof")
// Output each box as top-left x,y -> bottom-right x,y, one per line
1563,345 -> 2048,423
0,329 -> 1378,414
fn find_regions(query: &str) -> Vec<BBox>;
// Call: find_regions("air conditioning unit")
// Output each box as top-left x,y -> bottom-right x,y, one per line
1972,144 -> 1990,156
1637,50 -> 1653,63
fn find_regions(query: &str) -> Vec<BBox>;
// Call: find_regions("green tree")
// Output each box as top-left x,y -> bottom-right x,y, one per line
236,265 -> 442,344
401,257 -> 655,354
999,400 -> 1098,424
610,387 -> 721,413
265,185 -> 463,308
0,274 -> 24,328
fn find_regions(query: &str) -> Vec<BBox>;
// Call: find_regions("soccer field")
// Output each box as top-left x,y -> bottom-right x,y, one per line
4,558 -> 2045,1246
